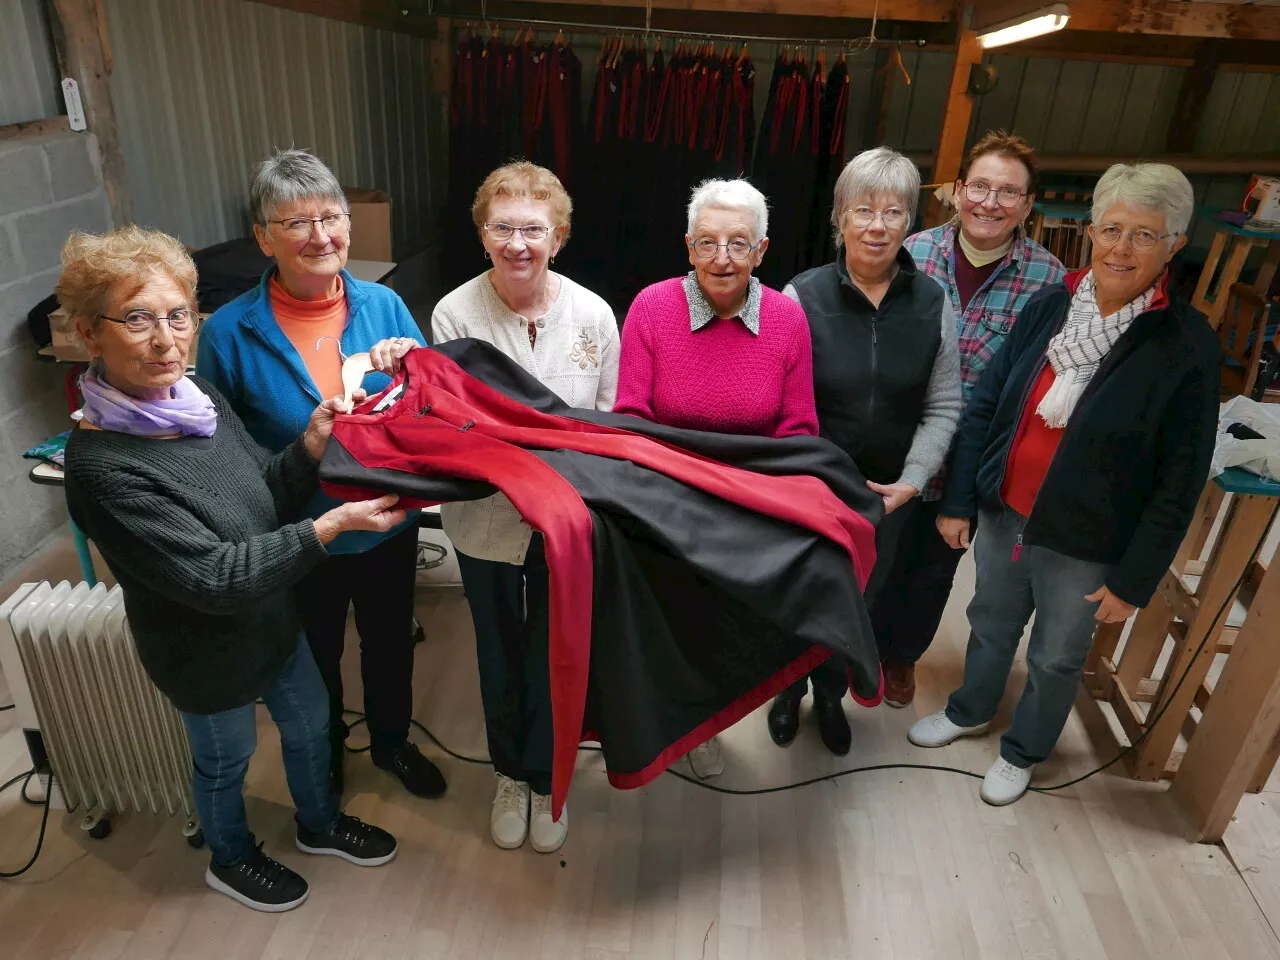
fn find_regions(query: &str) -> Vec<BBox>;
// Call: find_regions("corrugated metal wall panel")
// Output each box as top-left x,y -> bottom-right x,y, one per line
0,0 -> 61,126
103,0 -> 443,255
1197,71 -> 1280,154
968,56 -> 1188,158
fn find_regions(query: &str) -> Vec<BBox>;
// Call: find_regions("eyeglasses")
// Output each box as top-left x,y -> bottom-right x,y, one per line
846,206 -> 908,229
961,181 -> 1029,208
689,238 -> 760,261
483,222 -> 552,242
1092,224 -> 1177,252
267,213 -> 351,241
100,307 -> 200,339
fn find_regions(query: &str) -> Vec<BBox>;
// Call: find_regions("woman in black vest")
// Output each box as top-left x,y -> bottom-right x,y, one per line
768,147 -> 963,754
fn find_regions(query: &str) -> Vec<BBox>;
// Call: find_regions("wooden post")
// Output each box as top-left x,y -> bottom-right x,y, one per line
1166,39 -> 1222,155
926,7 -> 982,226
51,0 -> 131,226
1172,551 -> 1280,842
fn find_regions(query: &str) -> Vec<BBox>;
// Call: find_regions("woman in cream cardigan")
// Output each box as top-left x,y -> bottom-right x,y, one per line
431,161 -> 619,855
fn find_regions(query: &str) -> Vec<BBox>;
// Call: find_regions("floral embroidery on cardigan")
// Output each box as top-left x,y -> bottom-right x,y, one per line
569,328 -> 600,369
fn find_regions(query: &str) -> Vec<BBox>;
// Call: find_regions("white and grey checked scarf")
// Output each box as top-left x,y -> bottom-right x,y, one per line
1037,271 -> 1157,428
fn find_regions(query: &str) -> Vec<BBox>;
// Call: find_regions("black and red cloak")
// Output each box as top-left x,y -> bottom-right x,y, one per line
320,340 -> 884,816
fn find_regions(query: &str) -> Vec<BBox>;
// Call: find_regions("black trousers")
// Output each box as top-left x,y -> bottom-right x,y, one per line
296,525 -> 418,750
788,498 -> 920,699
455,536 -> 554,796
870,499 -> 978,666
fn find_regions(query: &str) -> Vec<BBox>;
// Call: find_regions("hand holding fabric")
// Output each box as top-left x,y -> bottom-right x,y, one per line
867,480 -> 918,514
304,389 -> 367,459
314,494 -> 406,544
368,337 -> 418,375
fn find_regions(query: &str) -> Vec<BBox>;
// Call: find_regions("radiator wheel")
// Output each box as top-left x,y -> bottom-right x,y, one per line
187,829 -> 205,849
87,818 -> 112,840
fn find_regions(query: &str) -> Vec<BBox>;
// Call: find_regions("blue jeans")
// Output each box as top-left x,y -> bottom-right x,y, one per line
180,640 -> 338,866
945,509 -> 1107,768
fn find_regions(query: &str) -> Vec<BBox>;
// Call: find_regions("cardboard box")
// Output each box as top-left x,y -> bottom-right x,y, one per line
50,305 -> 89,362
343,187 -> 393,261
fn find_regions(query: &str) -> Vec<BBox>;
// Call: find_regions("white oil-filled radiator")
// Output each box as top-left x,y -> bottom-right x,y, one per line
0,581 -> 198,842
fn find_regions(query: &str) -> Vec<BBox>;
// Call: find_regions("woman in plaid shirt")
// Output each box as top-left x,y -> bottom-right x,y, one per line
876,133 -> 1064,707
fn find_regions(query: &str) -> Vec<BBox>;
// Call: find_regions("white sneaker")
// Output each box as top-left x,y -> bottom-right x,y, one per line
529,794 -> 568,854
688,735 -> 724,779
490,774 -> 530,849
981,757 -> 1034,806
907,711 -> 991,748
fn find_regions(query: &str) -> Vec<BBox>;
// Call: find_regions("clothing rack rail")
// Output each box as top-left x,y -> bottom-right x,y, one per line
455,15 -> 930,52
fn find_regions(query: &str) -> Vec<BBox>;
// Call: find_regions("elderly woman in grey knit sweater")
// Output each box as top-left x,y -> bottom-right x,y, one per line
768,146 -> 964,755
60,226 -> 403,914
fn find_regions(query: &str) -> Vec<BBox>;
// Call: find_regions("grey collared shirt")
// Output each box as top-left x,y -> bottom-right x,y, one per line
683,271 -> 762,335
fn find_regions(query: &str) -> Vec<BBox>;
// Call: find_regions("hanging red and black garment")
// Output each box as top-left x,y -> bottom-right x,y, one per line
444,31 -> 581,290
319,341 -> 884,816
751,54 -> 851,289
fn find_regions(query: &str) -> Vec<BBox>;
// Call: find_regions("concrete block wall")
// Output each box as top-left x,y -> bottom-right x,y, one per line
0,130 -> 111,582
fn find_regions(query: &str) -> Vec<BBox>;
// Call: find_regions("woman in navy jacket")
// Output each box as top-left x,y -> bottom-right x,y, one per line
906,162 -> 1219,805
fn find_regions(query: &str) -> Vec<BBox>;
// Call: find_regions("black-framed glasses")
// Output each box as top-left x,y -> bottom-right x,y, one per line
100,308 -> 200,338
268,213 -> 351,240
1092,224 -> 1177,252
961,181 -> 1029,208
483,222 -> 552,242
689,237 -> 760,261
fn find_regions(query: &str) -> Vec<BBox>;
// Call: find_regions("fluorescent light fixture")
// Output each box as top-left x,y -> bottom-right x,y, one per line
978,4 -> 1071,49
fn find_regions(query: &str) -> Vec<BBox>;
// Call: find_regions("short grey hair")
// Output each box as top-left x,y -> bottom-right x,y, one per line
831,147 -> 921,246
1091,163 -> 1194,238
249,148 -> 348,225
686,179 -> 768,241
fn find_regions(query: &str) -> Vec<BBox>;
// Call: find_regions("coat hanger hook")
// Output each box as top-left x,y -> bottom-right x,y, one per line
316,335 -> 348,363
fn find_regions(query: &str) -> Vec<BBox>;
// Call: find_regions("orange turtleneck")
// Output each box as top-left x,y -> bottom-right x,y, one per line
269,274 -> 348,400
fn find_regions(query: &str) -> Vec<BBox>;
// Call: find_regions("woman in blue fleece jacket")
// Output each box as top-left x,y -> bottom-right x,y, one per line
198,149 -> 442,801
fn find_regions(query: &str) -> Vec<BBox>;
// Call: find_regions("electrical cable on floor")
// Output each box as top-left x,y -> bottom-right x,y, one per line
0,547 -> 1255,881
0,703 -> 16,712
0,769 -> 52,879
361,549 -> 1257,799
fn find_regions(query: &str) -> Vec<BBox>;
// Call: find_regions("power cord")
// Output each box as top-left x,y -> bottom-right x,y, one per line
0,703 -> 16,712
354,547 -> 1257,799
0,551 -> 1252,881
0,768 -> 52,879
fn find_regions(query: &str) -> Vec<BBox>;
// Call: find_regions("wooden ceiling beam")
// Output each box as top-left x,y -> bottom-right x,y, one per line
1063,0 -> 1280,42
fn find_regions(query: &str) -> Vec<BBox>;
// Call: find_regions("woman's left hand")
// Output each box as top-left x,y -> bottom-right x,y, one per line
1085,585 -> 1137,624
867,481 -> 919,514
368,337 -> 418,375
303,389 -> 367,460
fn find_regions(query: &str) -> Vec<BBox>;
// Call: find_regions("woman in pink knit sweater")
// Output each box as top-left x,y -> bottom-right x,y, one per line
614,179 -> 818,442
614,178 -> 819,779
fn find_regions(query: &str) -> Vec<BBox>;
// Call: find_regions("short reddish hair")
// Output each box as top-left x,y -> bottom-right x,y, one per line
471,161 -> 573,243
962,130 -> 1040,194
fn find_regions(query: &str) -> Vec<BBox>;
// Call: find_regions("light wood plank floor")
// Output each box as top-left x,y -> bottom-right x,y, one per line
2,536 -> 1278,959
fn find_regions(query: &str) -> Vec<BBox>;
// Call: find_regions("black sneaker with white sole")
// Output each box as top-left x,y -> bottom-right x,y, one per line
296,812 -> 398,866
205,843 -> 309,913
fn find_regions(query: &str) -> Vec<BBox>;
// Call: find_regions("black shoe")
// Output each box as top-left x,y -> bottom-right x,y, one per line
813,689 -> 851,756
296,812 -> 398,866
205,842 -> 309,912
767,689 -> 802,747
370,741 -> 447,798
